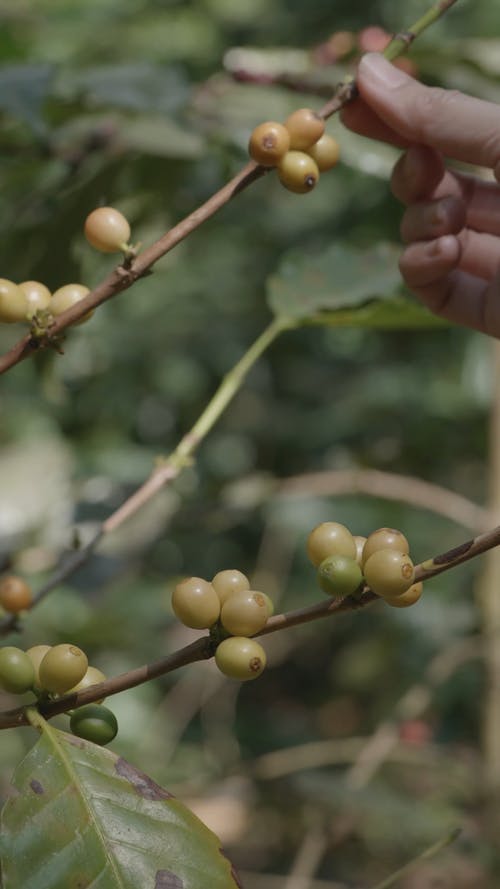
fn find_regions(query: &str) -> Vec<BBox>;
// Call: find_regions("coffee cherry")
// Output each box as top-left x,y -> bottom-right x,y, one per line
278,151 -> 319,194
38,644 -> 88,695
317,554 -> 363,597
68,666 -> 107,703
220,590 -> 269,636
212,569 -> 250,606
363,549 -> 415,598
307,522 -> 357,567
0,647 -> 35,694
70,704 -> 118,745
50,284 -> 93,324
26,645 -> 52,691
260,592 -> 275,617
284,108 -> 325,150
215,636 -> 266,680
172,577 -> 220,629
0,575 -> 33,613
0,279 -> 28,323
18,281 -> 51,317
361,528 -> 410,569
84,207 -> 131,253
353,536 -> 367,566
385,582 -> 423,609
306,134 -> 340,171
248,121 -> 290,166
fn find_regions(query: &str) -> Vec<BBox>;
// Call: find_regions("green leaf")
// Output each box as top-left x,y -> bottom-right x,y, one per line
1,720 -> 241,889
267,242 -> 403,321
309,296 -> 449,329
0,64 -> 53,136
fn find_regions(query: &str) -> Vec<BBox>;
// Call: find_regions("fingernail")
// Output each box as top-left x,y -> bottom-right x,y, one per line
359,53 -> 409,89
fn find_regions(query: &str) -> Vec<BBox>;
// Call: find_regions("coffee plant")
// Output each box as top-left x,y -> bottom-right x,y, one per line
0,0 -> 499,886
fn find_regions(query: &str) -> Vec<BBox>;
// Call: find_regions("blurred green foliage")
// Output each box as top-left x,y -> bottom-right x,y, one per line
0,0 -> 499,886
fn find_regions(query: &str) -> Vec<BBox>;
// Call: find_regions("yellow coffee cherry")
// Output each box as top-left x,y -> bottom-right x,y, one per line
171,577 -> 221,629
0,279 -> 28,323
19,281 -> 52,317
49,284 -> 92,324
284,108 -> 325,150
307,522 -> 357,567
38,644 -> 88,695
248,121 -> 290,166
220,590 -> 270,636
306,134 -> 340,171
26,645 -> 52,691
361,527 -> 410,569
215,636 -> 266,680
278,151 -> 319,194
384,582 -> 423,608
212,569 -> 250,606
68,665 -> 107,703
84,207 -> 131,253
364,549 -> 415,598
353,536 -> 367,566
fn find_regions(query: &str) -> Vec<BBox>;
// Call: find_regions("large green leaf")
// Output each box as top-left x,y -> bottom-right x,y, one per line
308,296 -> 449,329
267,242 -> 402,320
267,242 -> 446,328
1,720 -> 241,889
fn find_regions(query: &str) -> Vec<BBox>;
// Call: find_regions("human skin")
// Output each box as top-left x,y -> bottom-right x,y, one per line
341,52 -> 500,337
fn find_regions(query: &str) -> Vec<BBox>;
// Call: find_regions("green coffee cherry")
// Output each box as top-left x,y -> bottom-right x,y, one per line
0,647 -> 35,694
70,704 -> 118,745
317,554 -> 363,597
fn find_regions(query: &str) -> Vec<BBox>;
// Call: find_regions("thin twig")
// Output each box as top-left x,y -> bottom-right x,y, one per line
368,827 -> 462,889
0,525 -> 497,730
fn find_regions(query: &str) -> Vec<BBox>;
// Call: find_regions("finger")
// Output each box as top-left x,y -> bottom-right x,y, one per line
392,146 -> 500,236
340,97 -> 409,147
400,195 -> 466,244
399,236 -> 500,335
391,145 -> 445,203
357,54 -> 500,176
457,229 -> 500,280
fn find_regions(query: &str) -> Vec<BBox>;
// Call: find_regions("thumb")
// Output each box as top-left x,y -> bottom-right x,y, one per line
357,53 -> 500,179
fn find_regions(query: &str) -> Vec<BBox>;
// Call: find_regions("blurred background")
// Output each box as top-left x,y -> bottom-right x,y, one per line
1,0 -> 500,886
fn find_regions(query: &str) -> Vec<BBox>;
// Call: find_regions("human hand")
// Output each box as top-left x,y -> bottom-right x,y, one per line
341,53 -> 500,336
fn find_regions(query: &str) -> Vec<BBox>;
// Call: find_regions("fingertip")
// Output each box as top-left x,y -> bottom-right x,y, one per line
391,145 -> 445,203
399,235 -> 461,286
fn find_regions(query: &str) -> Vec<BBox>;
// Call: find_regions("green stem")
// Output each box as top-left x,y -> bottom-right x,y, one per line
369,828 -> 461,889
319,0 -> 460,119
176,316 -> 289,461
103,315 -> 289,534
384,0 -> 460,61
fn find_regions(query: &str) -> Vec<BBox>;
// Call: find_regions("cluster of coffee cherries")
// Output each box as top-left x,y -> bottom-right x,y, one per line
307,522 -> 422,608
0,207 -> 131,326
0,279 -> 93,326
248,107 -> 340,194
172,570 -> 273,681
0,642 -> 118,746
